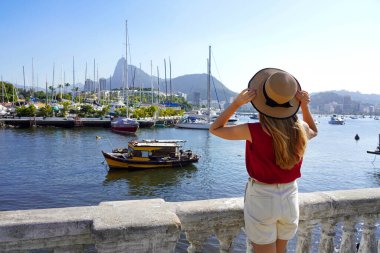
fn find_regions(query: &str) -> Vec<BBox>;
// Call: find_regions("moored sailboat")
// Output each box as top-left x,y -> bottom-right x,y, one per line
111,20 -> 139,134
176,46 -> 213,130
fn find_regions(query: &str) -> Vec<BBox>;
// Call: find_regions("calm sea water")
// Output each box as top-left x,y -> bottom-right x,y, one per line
1,115 -> 380,252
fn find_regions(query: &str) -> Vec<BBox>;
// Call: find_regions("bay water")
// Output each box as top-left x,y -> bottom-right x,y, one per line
1,115 -> 380,252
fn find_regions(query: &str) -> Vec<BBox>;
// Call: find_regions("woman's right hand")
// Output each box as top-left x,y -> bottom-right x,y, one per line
233,88 -> 257,107
296,90 -> 311,106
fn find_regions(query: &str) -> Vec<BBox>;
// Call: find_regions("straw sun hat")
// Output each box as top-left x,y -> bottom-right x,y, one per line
248,68 -> 301,119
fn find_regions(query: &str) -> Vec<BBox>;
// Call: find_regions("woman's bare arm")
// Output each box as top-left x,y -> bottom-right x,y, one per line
209,88 -> 256,141
296,90 -> 318,139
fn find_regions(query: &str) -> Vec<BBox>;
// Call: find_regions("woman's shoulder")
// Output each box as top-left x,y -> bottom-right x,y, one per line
299,120 -> 316,140
247,122 -> 266,138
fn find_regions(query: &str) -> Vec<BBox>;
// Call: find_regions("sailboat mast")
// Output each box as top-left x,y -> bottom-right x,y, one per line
157,66 -> 160,104
164,59 -> 167,103
93,59 -> 96,93
1,75 -> 4,104
150,60 -> 153,104
97,65 -> 100,103
31,57 -> 34,96
22,66 -> 26,91
207,45 -> 211,123
45,74 -> 48,105
52,63 -> 55,102
125,20 -> 129,118
60,64 -> 63,100
139,63 -> 142,103
169,58 -> 172,104
36,75 -> 38,98
72,56 -> 75,102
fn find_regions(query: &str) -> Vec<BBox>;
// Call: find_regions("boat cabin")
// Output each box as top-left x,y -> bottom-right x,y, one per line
127,141 -> 183,161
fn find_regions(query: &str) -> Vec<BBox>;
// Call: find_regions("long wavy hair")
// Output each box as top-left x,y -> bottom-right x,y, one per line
259,113 -> 308,170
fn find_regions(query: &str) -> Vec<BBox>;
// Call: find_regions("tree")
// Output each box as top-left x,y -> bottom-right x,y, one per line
61,101 -> 71,117
57,84 -> 63,100
72,87 -> 80,103
16,104 -> 37,117
1,81 -> 16,103
78,104 -> 95,117
64,83 -> 70,94
38,105 -> 53,117
48,86 -> 56,102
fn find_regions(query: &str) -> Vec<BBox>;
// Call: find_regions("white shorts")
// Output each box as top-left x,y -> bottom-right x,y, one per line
244,178 -> 299,245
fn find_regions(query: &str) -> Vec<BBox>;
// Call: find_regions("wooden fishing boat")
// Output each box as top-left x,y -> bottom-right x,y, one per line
102,139 -> 200,170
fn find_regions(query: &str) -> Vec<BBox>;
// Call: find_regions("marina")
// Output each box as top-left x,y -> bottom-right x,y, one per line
0,116 -> 179,128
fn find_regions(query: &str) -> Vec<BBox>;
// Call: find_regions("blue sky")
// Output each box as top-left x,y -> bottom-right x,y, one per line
1,0 -> 380,94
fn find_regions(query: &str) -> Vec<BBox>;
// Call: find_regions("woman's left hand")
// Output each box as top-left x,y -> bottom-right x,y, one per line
233,88 -> 257,107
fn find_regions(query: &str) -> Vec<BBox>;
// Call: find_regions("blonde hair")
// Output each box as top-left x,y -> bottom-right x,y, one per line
259,113 -> 308,170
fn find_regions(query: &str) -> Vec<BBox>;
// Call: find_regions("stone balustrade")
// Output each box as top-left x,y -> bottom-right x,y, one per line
0,188 -> 379,253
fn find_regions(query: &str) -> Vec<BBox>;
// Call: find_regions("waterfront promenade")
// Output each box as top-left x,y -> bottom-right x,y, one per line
0,188 -> 379,253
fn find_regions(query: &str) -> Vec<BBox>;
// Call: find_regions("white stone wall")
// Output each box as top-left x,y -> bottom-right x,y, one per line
0,188 -> 379,253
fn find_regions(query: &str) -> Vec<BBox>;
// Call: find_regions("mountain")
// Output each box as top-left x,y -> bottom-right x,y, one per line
109,58 -> 237,102
329,90 -> 380,105
311,90 -> 380,105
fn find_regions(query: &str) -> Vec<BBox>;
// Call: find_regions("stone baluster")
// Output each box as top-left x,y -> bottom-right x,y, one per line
214,224 -> 243,253
357,215 -> 378,253
340,216 -> 357,253
318,218 -> 337,253
184,229 -> 211,253
93,199 -> 181,253
296,220 -> 314,253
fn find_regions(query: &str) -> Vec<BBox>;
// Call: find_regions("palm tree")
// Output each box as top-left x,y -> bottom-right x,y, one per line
64,83 -> 70,94
48,86 -> 54,104
72,87 -> 80,103
58,84 -> 63,100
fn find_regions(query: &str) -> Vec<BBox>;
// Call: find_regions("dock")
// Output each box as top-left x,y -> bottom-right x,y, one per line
0,117 -> 111,128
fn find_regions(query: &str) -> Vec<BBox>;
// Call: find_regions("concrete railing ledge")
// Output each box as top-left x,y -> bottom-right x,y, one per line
0,188 -> 380,252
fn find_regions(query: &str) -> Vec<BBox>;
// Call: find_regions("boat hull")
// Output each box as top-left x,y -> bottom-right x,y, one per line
102,151 -> 199,170
111,126 -> 138,134
328,120 -> 345,125
175,123 -> 211,130
367,151 -> 380,155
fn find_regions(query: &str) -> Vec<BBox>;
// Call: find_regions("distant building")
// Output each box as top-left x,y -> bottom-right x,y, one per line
84,79 -> 94,92
369,106 -> 375,115
99,78 -> 107,91
343,95 -> 352,114
323,103 -> 335,113
192,92 -> 200,106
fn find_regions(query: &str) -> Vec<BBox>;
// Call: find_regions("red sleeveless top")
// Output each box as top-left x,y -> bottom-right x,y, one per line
245,123 -> 302,184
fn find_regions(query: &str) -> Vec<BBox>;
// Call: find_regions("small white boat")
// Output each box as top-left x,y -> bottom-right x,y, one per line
250,113 -> 259,120
328,115 -> 345,125
176,117 -> 211,130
